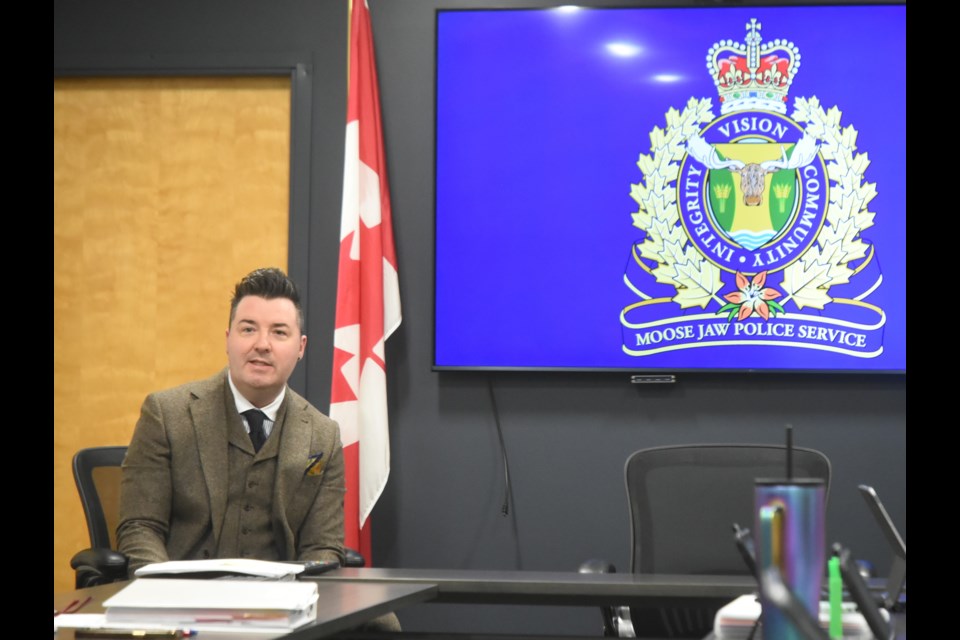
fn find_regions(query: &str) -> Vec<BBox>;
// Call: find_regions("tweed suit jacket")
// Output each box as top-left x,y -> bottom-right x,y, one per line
117,369 -> 346,576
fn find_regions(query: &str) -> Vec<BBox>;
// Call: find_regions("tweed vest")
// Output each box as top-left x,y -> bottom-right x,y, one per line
184,385 -> 289,560
214,398 -> 289,561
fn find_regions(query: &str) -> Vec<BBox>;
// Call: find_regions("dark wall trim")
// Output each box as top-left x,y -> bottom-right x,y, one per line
54,54 -> 314,395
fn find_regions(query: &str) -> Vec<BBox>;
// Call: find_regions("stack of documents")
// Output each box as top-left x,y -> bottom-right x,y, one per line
101,578 -> 319,635
713,594 -> 886,639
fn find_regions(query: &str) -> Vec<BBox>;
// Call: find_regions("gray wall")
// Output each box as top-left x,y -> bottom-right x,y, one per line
55,1 -> 906,635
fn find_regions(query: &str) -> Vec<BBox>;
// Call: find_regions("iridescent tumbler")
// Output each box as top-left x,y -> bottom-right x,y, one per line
755,478 -> 826,639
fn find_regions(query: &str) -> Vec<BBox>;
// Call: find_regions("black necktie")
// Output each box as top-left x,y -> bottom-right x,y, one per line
243,409 -> 268,452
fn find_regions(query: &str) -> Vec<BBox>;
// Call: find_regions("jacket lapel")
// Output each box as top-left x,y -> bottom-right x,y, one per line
190,370 -> 234,545
275,393 -> 311,536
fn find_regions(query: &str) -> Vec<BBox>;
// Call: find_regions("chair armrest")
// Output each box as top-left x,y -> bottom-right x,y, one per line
579,560 -> 621,636
344,547 -> 366,568
70,548 -> 129,588
579,558 -> 617,574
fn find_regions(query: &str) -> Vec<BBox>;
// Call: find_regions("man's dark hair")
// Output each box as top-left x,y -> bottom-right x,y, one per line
229,267 -> 305,332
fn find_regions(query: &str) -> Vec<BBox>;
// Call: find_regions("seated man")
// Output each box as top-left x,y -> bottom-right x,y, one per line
118,267 -> 400,631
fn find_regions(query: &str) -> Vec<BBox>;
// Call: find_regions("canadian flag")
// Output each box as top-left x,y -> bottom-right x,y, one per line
330,0 -> 401,562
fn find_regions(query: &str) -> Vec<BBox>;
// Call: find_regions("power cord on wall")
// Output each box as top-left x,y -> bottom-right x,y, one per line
487,376 -> 511,517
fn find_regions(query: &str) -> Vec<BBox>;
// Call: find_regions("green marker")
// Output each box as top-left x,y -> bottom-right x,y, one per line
828,555 -> 843,639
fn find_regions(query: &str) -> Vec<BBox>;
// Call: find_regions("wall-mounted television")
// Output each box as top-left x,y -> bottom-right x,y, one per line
434,3 -> 906,373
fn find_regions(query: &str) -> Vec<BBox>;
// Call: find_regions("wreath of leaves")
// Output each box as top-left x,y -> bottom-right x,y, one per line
780,97 -> 876,309
630,98 -> 722,309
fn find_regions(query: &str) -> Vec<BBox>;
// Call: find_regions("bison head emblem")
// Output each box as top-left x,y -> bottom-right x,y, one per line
685,132 -> 820,206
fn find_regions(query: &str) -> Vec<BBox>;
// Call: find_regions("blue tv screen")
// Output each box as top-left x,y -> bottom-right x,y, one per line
434,3 -> 906,373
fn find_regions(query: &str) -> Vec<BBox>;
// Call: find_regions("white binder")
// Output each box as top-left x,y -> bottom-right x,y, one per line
103,578 -> 319,631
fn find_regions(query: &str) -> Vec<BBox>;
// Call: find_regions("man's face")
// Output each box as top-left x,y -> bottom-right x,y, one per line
226,295 -> 306,407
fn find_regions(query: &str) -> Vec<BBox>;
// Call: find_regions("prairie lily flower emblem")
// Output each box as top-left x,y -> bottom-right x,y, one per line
719,271 -> 784,321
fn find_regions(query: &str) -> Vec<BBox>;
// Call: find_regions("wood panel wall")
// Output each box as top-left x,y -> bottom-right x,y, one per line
53,76 -> 290,592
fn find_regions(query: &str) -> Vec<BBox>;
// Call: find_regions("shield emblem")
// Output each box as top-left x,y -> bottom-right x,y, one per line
706,142 -> 801,250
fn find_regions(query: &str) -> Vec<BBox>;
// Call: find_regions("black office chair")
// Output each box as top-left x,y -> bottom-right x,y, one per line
69,445 -> 366,589
582,443 -> 831,638
70,446 -> 130,588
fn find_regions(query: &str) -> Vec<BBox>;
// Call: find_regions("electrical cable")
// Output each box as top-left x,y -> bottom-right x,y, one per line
487,376 -> 511,516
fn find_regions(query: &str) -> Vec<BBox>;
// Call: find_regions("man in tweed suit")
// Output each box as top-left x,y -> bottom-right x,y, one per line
117,268 -> 401,630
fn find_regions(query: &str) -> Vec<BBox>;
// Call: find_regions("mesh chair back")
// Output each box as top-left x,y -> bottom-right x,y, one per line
626,444 -> 830,575
623,444 -> 830,637
72,446 -> 128,549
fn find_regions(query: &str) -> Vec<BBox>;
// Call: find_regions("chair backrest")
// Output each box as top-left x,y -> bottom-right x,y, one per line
72,446 -> 128,550
626,444 -> 831,576
622,444 -> 831,637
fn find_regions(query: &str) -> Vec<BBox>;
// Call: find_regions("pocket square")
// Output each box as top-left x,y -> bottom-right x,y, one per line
304,452 -> 325,477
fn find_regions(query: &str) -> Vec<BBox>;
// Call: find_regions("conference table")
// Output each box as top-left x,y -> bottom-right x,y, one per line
314,567 -> 756,607
53,568 -> 754,639
315,570 -> 903,640
54,568 -> 903,639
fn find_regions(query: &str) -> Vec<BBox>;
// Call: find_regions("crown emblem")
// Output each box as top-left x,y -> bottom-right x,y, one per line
706,19 -> 800,115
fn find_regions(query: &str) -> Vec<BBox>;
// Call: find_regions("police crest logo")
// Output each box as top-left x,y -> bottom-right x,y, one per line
622,19 -> 884,360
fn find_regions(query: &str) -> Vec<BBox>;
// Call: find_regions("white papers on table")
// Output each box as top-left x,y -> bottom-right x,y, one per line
134,558 -> 305,580
54,613 -> 105,630
54,612 -> 290,639
713,594 -> 887,639
714,594 -> 762,639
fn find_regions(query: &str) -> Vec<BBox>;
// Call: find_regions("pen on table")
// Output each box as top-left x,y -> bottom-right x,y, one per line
194,611 -> 290,622
74,629 -> 197,639
60,595 -> 93,615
